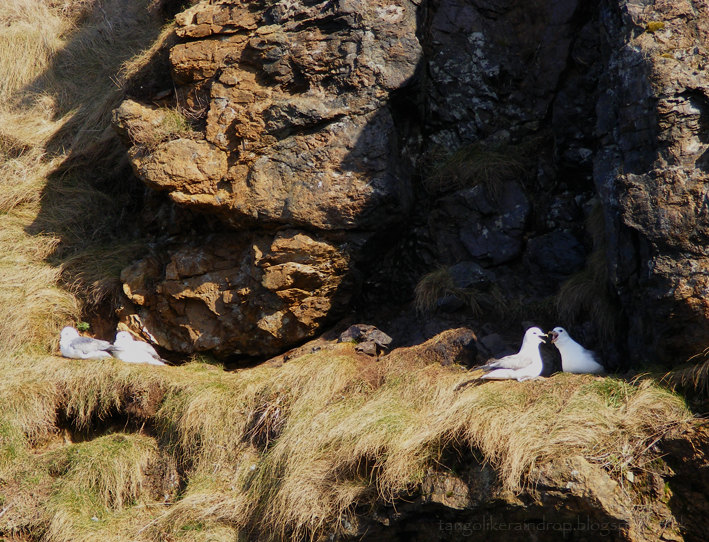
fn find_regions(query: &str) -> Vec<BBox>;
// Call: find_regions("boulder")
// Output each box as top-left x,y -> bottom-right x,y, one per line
119,230 -> 354,357
113,0 -> 423,356
117,0 -> 421,231
432,181 -> 530,266
525,231 -> 586,276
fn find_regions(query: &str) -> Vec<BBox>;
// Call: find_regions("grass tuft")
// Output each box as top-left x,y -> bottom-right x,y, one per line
661,347 -> 709,397
0,348 -> 694,541
556,204 -> 623,343
422,141 -> 530,197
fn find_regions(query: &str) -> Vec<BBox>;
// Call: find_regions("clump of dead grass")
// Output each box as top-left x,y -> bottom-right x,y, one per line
414,266 -> 504,316
422,140 -> 530,197
661,347 -> 709,398
556,203 -> 623,342
124,106 -> 193,150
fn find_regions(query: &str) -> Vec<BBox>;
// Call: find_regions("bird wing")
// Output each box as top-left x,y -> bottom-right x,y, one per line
138,342 -> 160,358
479,351 -> 532,371
71,336 -> 111,355
586,348 -> 606,372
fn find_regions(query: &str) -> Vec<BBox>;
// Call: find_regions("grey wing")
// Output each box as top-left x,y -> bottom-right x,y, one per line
71,336 -> 111,355
141,342 -> 160,358
478,352 -> 530,371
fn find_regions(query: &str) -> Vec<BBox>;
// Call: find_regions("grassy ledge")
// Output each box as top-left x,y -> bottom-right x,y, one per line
0,348 -> 693,540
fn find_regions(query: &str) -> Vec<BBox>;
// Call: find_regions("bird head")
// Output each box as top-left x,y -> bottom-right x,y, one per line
60,326 -> 79,343
549,326 -> 568,344
523,327 -> 548,346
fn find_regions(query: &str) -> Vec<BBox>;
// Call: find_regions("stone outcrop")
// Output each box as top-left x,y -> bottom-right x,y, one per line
120,230 -> 353,356
119,0 -> 420,232
113,0 -> 709,366
114,0 -> 421,356
595,0 -> 709,364
342,417 -> 709,542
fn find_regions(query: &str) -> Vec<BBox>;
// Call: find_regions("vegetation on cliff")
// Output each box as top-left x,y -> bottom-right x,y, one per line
0,346 -> 694,541
0,1 -> 707,542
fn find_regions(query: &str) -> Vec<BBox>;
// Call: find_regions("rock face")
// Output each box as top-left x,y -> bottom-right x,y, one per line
346,424 -> 709,542
119,0 -> 420,232
114,0 -> 421,355
595,0 -> 709,364
120,230 -> 353,356
113,0 -> 709,365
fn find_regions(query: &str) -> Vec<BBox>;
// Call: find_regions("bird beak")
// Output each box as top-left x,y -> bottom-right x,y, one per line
548,331 -> 558,343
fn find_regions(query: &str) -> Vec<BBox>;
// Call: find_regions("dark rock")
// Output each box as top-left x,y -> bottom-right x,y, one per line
355,341 -> 379,357
448,261 -> 493,289
593,0 -> 709,365
340,324 -> 393,356
425,0 -> 580,147
436,294 -> 466,313
339,324 -> 375,343
339,324 -> 392,347
432,180 -> 530,266
367,329 -> 393,349
525,231 -> 586,275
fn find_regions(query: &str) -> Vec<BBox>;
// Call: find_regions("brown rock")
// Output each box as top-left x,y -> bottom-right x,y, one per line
117,0 -> 420,231
387,328 -> 478,368
119,230 -> 353,357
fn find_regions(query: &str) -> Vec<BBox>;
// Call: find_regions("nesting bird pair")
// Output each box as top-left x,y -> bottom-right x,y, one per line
477,326 -> 604,382
59,327 -> 167,366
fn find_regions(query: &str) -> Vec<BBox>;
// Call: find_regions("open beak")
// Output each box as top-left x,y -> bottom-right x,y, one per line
548,331 -> 558,343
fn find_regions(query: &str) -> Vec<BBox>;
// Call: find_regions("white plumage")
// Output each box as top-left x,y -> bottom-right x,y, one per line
550,326 -> 605,374
111,331 -> 167,366
59,326 -> 113,359
477,327 -> 547,382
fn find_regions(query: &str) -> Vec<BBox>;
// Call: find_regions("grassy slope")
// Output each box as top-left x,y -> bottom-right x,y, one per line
0,1 -> 700,541
0,348 -> 692,541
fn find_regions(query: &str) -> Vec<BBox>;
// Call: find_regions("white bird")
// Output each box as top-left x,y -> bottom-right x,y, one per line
549,327 -> 605,374
111,331 -> 167,366
59,326 -> 113,359
477,327 -> 548,381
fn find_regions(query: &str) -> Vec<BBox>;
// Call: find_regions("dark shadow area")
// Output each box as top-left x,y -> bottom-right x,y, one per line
348,445 -> 633,542
19,0 -> 194,341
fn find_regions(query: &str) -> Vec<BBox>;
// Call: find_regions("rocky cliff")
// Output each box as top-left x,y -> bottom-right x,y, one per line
113,0 -> 709,367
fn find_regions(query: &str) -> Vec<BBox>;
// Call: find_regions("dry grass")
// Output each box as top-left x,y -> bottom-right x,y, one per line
422,141 -> 530,197
556,204 -> 623,342
124,106 -> 194,150
414,266 -> 505,316
662,348 -> 709,398
0,2 -> 699,541
0,349 -> 693,541
0,0 -> 166,355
